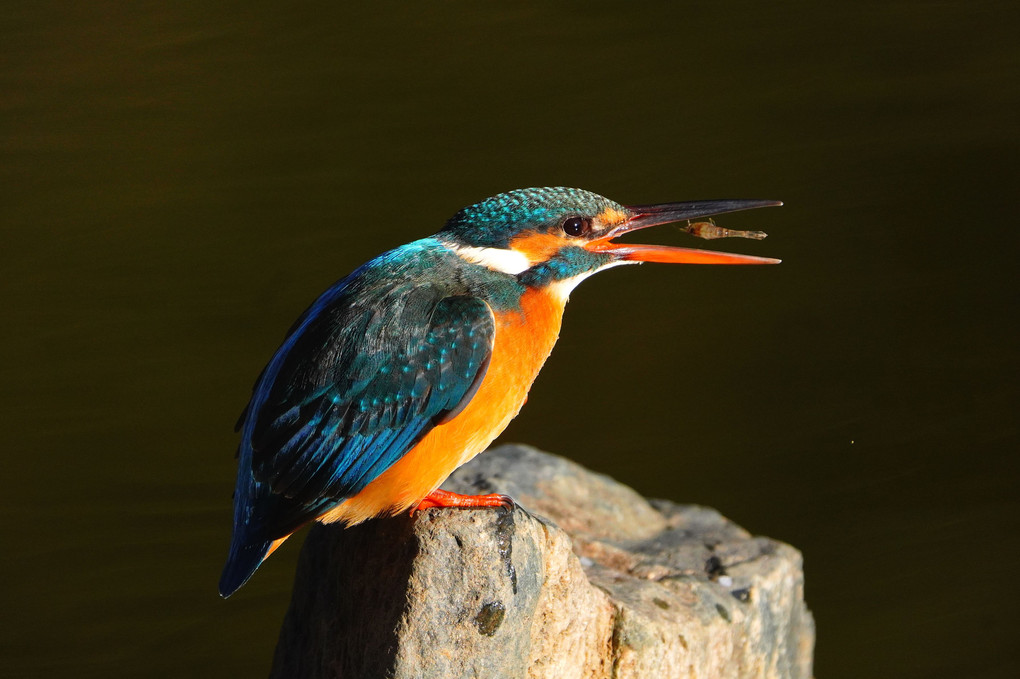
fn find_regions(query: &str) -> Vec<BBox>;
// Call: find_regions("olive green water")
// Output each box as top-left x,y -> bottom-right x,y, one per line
3,2 -> 1017,677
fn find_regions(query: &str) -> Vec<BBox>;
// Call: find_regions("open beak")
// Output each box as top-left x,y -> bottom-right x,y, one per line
585,199 -> 783,264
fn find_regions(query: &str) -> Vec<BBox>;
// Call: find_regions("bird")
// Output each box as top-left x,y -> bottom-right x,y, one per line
220,186 -> 780,597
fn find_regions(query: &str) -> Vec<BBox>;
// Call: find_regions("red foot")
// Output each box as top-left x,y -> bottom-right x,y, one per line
412,489 -> 515,514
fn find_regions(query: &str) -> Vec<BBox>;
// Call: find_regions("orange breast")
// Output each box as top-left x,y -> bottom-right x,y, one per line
320,287 -> 566,526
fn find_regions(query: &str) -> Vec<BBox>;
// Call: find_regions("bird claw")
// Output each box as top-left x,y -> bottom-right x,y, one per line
411,489 -> 516,515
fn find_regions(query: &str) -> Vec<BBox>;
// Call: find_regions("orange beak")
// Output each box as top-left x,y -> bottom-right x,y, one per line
586,199 -> 782,265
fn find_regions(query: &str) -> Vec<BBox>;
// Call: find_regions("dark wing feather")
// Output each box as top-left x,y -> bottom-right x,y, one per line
241,286 -> 494,538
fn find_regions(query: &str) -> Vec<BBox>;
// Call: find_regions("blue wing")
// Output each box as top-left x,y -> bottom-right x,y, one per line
249,292 -> 494,531
220,261 -> 495,596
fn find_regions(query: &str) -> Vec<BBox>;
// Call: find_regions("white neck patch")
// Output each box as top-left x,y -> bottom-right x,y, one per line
450,244 -> 531,275
448,242 -> 633,300
546,260 -> 631,302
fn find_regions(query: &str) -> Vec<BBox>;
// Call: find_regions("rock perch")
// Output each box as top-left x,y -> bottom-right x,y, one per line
270,445 -> 814,678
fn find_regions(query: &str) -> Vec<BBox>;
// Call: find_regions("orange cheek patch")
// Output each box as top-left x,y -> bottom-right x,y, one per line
509,232 -> 568,263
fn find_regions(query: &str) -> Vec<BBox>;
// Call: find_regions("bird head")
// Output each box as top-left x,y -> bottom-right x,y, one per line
439,187 -> 780,293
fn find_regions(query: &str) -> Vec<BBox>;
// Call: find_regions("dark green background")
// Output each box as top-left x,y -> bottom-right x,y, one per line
3,1 -> 1017,677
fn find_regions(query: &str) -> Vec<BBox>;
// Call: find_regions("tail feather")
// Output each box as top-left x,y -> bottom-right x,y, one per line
219,538 -> 274,598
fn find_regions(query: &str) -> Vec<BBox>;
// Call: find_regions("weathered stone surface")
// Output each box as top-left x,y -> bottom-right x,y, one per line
271,445 -> 814,679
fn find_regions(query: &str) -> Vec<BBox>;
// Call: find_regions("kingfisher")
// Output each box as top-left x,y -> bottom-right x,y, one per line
220,187 -> 780,597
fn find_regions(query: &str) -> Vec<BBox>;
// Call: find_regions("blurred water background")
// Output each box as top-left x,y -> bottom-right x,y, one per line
2,2 -> 1017,677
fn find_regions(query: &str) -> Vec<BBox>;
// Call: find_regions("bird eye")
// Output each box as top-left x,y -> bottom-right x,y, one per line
562,216 -> 590,237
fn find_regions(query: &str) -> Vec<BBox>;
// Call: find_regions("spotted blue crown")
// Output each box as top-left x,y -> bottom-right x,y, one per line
441,187 -> 623,248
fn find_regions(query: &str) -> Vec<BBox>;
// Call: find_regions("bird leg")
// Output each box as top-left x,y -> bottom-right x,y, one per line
412,488 -> 515,514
